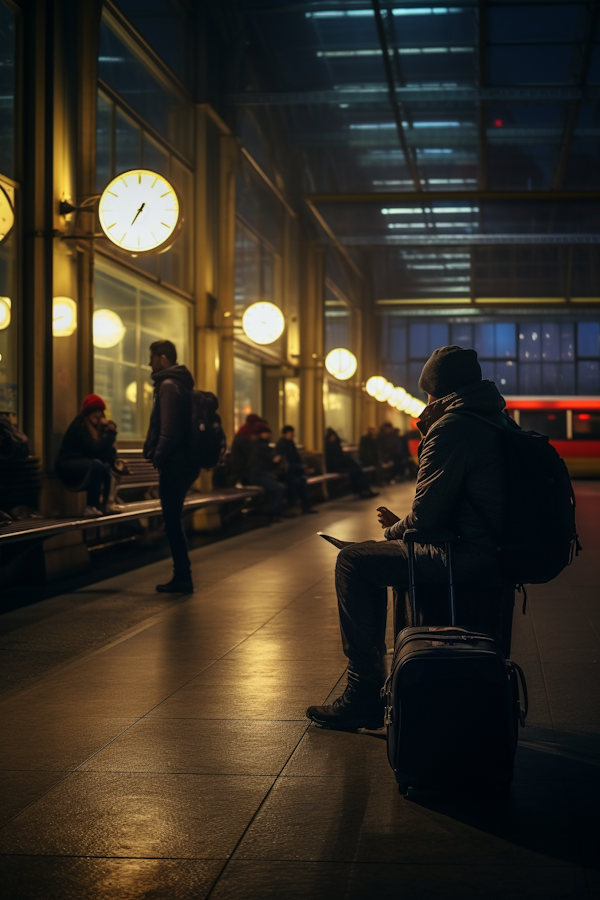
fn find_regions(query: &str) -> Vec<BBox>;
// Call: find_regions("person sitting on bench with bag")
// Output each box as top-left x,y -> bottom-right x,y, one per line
307,345 -> 512,732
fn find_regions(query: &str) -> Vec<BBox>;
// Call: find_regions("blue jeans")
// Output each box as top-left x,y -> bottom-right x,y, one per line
249,472 -> 285,516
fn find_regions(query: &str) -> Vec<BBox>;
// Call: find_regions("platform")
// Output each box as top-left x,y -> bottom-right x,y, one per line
0,482 -> 598,899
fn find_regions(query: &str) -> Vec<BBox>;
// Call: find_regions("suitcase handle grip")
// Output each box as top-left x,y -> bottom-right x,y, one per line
402,529 -> 457,626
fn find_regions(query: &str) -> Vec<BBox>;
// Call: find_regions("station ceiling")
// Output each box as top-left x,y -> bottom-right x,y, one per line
227,1 -> 600,303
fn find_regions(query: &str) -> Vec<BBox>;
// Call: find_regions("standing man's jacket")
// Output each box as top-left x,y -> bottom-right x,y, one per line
144,365 -> 194,470
384,379 -> 509,581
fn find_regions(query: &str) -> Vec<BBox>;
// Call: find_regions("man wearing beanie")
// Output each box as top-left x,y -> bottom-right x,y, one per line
307,346 -> 513,731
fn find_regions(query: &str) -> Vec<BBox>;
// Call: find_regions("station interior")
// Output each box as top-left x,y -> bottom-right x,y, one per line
0,1 -> 599,898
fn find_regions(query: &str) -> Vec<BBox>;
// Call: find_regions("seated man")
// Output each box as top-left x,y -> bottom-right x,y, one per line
307,345 -> 509,731
275,425 -> 317,515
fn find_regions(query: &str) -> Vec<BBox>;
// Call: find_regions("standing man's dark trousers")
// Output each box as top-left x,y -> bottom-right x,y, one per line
336,539 -> 510,691
159,460 -> 199,581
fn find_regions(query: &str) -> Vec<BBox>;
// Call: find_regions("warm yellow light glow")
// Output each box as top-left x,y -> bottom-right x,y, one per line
365,376 -> 387,397
388,386 -> 406,408
0,296 -> 10,330
325,348 -> 357,381
98,169 -> 180,254
52,296 -> 77,337
93,309 -> 126,349
125,381 -> 154,404
375,380 -> 394,402
242,301 -> 285,345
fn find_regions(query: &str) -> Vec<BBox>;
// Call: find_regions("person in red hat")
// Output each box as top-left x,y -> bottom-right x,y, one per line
56,394 -> 118,517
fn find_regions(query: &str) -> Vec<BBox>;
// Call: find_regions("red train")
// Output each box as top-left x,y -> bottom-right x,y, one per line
407,397 -> 600,477
504,397 -> 600,478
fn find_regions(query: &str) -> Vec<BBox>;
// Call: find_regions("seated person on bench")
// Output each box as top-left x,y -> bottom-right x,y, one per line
307,346 -> 510,731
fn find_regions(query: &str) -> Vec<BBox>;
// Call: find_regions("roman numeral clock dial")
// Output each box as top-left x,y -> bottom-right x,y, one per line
98,169 -> 181,254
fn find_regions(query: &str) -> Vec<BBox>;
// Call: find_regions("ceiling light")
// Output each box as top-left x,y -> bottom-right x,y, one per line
366,376 -> 388,398
93,309 -> 126,349
375,381 -> 394,402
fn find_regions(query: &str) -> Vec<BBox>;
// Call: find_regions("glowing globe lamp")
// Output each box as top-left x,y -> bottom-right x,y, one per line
388,386 -> 405,408
393,387 -> 408,409
375,380 -> 394,402
93,309 -> 126,349
242,301 -> 285,345
52,296 -> 77,337
0,296 -> 10,330
365,375 -> 387,398
325,348 -> 357,381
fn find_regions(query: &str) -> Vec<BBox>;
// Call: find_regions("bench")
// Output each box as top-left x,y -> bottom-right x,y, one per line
0,488 -> 264,546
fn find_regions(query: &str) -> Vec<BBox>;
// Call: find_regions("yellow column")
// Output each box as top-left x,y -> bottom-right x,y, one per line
217,134 -> 239,445
300,243 -> 325,452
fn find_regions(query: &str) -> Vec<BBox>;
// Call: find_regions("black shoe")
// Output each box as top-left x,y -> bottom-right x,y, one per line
306,685 -> 384,731
302,507 -> 318,514
156,578 -> 194,594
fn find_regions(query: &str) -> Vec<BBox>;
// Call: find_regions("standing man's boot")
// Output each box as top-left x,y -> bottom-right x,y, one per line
306,666 -> 385,730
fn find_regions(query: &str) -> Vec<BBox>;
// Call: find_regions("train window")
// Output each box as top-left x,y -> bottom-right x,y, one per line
520,410 -> 566,439
572,411 -> 600,440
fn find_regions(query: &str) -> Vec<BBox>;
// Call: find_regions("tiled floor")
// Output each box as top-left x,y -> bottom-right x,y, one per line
0,482 -> 598,899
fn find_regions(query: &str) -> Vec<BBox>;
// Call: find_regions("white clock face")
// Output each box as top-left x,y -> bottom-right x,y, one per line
0,185 -> 14,243
98,169 -> 180,254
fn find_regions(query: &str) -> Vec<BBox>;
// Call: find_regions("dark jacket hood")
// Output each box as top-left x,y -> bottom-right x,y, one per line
151,364 -> 194,391
418,379 -> 505,436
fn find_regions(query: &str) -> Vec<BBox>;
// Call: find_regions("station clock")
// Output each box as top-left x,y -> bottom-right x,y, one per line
98,169 -> 181,254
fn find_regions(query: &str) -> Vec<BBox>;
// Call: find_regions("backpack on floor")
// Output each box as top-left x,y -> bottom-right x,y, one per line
189,390 -> 226,470
456,411 -> 581,585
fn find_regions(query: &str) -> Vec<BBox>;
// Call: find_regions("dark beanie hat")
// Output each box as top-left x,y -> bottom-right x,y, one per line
418,346 -> 482,398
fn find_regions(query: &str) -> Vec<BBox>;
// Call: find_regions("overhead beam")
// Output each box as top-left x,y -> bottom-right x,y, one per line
553,2 -> 600,189
226,87 -> 600,105
371,0 -> 421,190
306,190 -> 600,202
316,234 -> 600,246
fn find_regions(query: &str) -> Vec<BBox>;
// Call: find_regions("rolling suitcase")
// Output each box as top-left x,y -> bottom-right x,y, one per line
383,528 -> 527,795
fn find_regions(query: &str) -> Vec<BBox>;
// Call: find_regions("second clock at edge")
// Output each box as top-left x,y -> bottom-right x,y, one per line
98,169 -> 181,254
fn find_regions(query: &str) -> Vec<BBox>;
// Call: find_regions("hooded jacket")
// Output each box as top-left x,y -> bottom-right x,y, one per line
385,379 -> 511,579
143,365 -> 194,470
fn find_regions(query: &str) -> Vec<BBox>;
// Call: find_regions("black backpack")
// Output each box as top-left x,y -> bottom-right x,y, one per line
189,390 -> 226,470
457,412 -> 581,585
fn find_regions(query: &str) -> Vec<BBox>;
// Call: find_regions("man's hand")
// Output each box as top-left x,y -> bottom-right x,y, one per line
377,506 -> 400,529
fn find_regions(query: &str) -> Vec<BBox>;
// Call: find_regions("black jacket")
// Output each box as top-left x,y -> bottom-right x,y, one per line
275,437 -> 304,474
325,436 -> 355,472
385,380 -> 509,580
143,365 -> 194,470
56,416 -> 116,467
248,437 -> 278,476
359,434 -> 379,466
230,433 -> 253,482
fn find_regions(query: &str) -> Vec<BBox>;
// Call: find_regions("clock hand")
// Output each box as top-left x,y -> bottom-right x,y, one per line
130,202 -> 146,226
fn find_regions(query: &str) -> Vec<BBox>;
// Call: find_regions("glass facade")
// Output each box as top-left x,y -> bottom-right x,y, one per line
234,357 -> 262,432
111,0 -> 192,86
0,2 -> 16,420
98,16 -> 192,159
95,89 -> 193,295
323,381 -> 353,443
381,315 -> 600,398
94,260 -> 191,440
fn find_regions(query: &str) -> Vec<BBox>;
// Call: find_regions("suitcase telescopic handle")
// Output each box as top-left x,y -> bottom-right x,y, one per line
403,529 -> 457,626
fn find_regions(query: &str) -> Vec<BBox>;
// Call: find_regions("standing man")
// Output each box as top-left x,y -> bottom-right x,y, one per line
275,425 -> 318,514
144,339 -> 198,593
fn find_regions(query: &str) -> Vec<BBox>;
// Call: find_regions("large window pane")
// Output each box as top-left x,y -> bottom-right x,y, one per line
161,157 -> 193,294
96,93 -> 113,192
495,360 -> 517,393
323,382 -> 353,443
451,323 -> 472,347
112,0 -> 191,86
98,18 -> 191,159
0,222 -> 17,419
94,261 -> 191,440
115,109 -> 140,174
0,3 -> 15,180
475,323 -> 495,358
520,363 -> 542,393
578,360 -> 600,394
519,323 -> 541,361
577,322 -> 600,358
234,357 -> 262,432
496,323 -> 516,358
409,324 -> 428,359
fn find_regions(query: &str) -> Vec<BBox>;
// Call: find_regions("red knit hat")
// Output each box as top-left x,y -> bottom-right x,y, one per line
81,393 -> 106,416
251,420 -> 271,436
